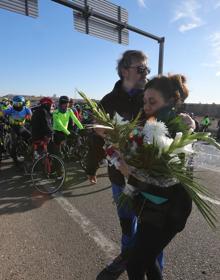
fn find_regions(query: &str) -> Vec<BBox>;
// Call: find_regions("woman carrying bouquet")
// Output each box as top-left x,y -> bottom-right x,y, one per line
118,74 -> 193,280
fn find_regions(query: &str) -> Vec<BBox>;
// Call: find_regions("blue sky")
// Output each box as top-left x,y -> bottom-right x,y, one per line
0,0 -> 220,103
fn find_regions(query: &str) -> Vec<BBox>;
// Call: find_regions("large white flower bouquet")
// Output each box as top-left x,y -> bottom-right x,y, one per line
78,90 -> 219,228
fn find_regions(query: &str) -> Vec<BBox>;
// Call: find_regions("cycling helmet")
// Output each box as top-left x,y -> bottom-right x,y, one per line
59,96 -> 69,105
40,97 -> 53,106
12,95 -> 25,108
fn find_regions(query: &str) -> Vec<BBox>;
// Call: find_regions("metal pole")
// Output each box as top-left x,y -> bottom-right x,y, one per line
158,37 -> 165,74
117,6 -> 122,44
25,0 -> 29,16
84,0 -> 89,34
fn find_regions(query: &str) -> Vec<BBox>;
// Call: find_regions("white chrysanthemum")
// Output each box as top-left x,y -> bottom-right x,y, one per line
143,121 -> 169,144
143,121 -> 173,157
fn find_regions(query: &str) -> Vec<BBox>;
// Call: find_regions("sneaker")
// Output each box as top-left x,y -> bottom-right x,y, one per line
105,254 -> 127,274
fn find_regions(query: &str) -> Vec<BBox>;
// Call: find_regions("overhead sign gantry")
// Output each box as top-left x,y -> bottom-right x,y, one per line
0,0 -> 165,74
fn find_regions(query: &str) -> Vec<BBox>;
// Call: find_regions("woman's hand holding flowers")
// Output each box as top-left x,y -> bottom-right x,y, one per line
179,113 -> 195,130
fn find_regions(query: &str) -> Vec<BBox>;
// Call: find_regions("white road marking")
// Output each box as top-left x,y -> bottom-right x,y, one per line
196,165 -> 220,173
53,193 -> 118,259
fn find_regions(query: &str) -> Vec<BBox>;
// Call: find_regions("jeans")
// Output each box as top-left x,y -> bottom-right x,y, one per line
111,183 -> 164,270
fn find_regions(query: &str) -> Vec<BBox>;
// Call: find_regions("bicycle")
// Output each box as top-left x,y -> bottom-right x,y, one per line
61,129 -> 90,170
30,139 -> 66,194
2,127 -> 31,164
0,123 -> 12,160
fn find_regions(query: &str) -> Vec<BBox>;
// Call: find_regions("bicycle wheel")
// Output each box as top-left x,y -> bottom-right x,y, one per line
4,132 -> 12,156
17,139 -> 28,157
31,153 -> 65,194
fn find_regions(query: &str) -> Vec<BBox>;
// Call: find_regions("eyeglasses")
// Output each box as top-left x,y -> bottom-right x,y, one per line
129,65 -> 151,74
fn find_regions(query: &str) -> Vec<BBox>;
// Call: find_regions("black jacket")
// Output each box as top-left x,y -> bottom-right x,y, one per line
86,80 -> 144,185
128,175 -> 192,232
101,80 -> 144,121
31,106 -> 53,141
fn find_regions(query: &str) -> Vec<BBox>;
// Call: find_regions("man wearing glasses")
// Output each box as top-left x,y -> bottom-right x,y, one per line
86,50 -> 163,274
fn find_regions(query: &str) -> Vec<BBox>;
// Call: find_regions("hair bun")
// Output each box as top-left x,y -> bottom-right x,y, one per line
169,74 -> 188,101
179,74 -> 187,84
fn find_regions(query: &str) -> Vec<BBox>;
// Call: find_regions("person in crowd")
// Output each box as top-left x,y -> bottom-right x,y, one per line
74,103 -> 83,121
85,50 -> 164,274
82,104 -> 93,125
68,98 -> 75,112
0,97 -> 11,110
117,74 -> 192,280
0,97 -> 11,133
31,97 -> 53,144
200,115 -> 211,132
216,119 -> 220,141
0,98 -> 11,160
68,98 -> 81,133
25,99 -> 31,108
1,95 -> 32,165
68,99 -> 80,120
52,96 -> 84,156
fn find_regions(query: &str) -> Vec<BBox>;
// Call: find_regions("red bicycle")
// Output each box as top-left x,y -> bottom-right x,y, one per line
30,139 -> 65,194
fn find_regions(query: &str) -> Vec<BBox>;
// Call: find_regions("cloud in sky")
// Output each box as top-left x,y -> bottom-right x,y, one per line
214,0 -> 220,9
201,63 -> 216,68
137,0 -> 146,8
172,0 -> 204,32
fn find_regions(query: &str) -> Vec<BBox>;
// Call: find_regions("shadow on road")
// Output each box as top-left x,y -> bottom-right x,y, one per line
0,159 -> 110,214
62,162 -> 111,197
96,268 -> 124,280
63,184 -> 111,198
0,159 -> 53,215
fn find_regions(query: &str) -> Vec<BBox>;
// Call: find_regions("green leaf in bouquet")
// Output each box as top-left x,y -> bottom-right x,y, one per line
168,166 -> 218,229
77,90 -> 114,128
189,132 -> 220,150
167,116 -> 189,136
125,143 -> 158,171
77,90 -> 141,146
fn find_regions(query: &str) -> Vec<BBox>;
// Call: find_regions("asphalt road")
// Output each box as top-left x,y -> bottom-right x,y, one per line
0,144 -> 220,280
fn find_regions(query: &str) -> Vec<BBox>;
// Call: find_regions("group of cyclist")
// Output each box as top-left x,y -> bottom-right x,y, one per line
0,95 -> 92,168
